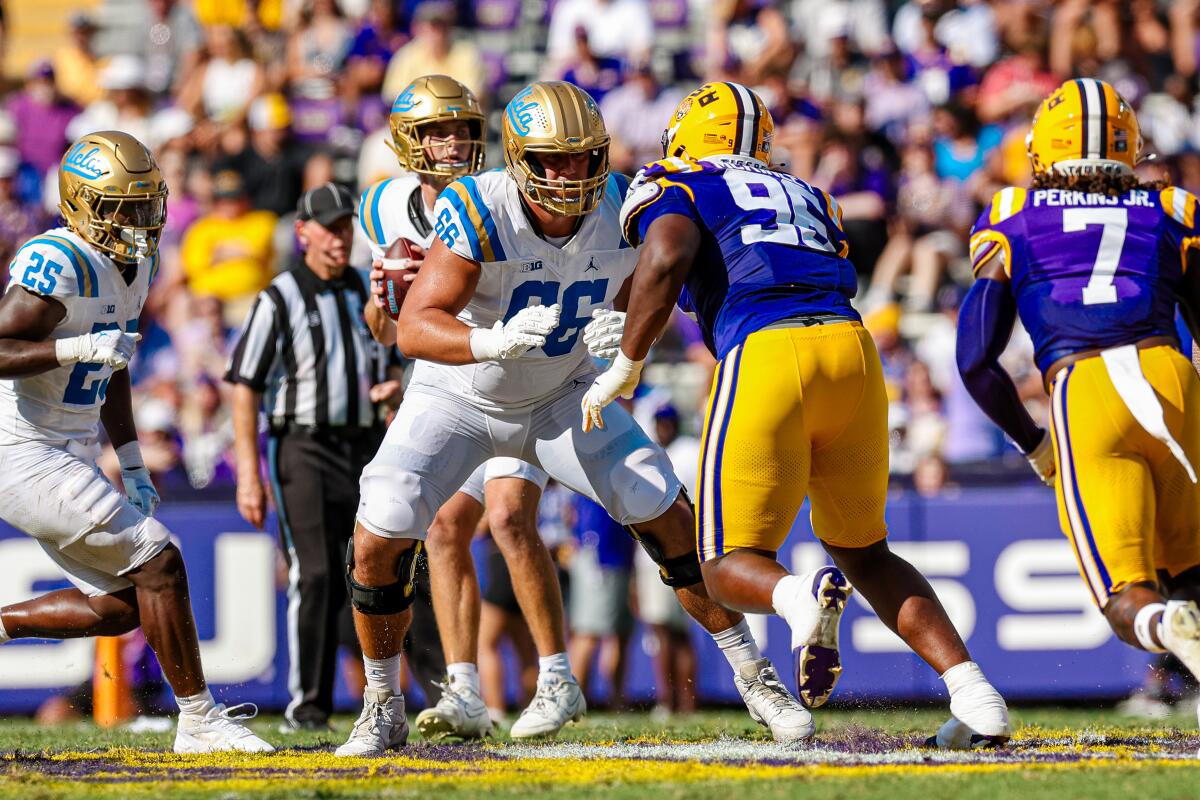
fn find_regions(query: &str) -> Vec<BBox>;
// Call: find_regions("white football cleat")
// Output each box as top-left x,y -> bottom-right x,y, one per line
735,658 -> 815,743
416,677 -> 494,741
789,566 -> 853,708
509,673 -> 586,739
335,688 -> 409,757
174,703 -> 275,753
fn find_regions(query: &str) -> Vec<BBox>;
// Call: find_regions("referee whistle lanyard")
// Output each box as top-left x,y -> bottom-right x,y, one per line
1100,344 -> 1197,484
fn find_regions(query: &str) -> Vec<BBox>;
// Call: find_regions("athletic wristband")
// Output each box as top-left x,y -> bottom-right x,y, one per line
115,441 -> 145,471
54,337 -> 81,366
469,324 -> 502,362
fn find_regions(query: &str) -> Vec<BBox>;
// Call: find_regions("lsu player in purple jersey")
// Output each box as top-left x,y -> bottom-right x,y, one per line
584,81 -> 1011,747
958,78 -> 1200,732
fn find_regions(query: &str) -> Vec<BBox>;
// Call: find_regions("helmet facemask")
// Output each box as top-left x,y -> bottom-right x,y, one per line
68,184 -> 167,264
388,116 -> 485,182
517,144 -> 609,217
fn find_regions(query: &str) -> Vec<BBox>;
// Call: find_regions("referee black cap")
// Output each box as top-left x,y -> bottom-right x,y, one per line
297,183 -> 357,227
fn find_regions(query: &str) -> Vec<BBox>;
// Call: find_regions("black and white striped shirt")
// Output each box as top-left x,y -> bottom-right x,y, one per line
225,263 -> 390,428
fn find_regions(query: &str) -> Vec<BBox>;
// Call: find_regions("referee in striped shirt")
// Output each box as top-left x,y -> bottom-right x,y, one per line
227,183 -> 403,731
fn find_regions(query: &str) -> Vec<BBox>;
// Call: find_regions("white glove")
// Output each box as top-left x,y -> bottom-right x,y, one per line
581,352 -> 644,432
116,441 -> 160,517
469,304 -> 561,361
582,309 -> 626,360
1022,430 -> 1056,488
55,330 -> 141,370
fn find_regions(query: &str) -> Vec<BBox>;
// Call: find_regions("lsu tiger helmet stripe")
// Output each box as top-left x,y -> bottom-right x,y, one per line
502,80 -> 611,217
58,131 -> 167,265
661,81 -> 774,165
388,74 -> 486,179
1027,78 -> 1142,176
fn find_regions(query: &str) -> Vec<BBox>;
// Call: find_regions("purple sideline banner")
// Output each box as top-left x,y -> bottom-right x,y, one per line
0,487 -> 1151,714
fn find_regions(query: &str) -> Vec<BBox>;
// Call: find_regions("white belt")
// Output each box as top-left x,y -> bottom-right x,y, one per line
1098,344 -> 1197,483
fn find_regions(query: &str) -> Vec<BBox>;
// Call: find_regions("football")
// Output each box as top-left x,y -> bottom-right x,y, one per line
379,237 -> 424,320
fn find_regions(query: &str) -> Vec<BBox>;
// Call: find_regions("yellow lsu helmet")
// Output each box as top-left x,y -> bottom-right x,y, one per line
502,81 -> 610,217
389,74 -> 486,179
59,131 -> 167,264
661,81 -> 774,164
1027,78 -> 1142,176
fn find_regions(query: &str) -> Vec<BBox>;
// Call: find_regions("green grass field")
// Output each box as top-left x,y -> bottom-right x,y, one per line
2,705 -> 1199,800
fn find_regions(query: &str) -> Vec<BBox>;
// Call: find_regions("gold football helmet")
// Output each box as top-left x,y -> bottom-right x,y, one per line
1027,78 -> 1141,176
502,81 -> 610,216
661,81 -> 774,164
388,75 -> 485,179
59,131 -> 167,264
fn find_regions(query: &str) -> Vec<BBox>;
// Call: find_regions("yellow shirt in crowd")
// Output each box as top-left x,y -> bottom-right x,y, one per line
180,210 -> 278,302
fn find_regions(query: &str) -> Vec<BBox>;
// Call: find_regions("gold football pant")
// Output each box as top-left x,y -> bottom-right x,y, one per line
1048,345 -> 1200,608
696,321 -> 890,562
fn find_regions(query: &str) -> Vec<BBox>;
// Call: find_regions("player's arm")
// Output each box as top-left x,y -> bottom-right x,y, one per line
99,344 -> 160,515
619,214 -> 701,360
396,238 -> 559,365
955,259 -> 1053,484
1177,249 -> 1200,343
581,214 -> 701,431
0,287 -> 66,377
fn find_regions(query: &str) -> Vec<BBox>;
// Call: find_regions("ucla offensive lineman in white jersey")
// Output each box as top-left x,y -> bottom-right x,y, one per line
355,75 -> 565,745
0,132 -> 272,753
338,82 -> 813,758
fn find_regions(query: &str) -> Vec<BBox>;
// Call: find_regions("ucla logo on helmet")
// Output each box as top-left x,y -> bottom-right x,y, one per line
506,87 -> 538,136
392,86 -> 419,113
63,143 -> 112,180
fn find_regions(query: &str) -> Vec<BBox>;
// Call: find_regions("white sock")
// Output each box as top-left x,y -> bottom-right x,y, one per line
771,574 -> 812,649
0,614 -> 9,644
364,654 -> 402,694
447,661 -> 481,694
711,619 -> 762,671
538,652 -> 572,679
176,688 -> 215,717
1134,603 -> 1167,652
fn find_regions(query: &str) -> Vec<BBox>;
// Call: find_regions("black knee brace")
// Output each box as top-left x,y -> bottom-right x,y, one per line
345,538 -> 423,615
625,522 -> 703,589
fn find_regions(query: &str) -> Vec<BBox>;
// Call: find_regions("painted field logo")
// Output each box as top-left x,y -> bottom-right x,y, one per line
506,88 -> 538,137
63,144 -> 111,180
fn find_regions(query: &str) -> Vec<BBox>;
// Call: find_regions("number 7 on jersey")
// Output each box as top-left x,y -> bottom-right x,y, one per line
1062,207 -> 1126,306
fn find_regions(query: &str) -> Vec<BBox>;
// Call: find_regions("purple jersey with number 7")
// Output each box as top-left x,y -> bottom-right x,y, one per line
620,155 -> 859,359
969,185 -> 1200,372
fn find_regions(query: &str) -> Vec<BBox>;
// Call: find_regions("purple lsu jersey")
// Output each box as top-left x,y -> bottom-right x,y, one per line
970,185 -> 1200,373
620,155 -> 858,359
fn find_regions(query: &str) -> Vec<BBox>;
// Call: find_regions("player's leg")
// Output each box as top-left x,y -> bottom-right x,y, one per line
532,381 -> 811,742
1130,348 -> 1200,735
481,463 -> 582,736
416,471 -> 491,741
1,585 -> 139,639
801,324 -> 1007,747
0,441 -> 271,753
691,328 -> 853,738
340,391 -> 488,756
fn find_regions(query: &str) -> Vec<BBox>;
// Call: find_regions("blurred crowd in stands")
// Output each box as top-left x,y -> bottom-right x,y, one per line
10,0 -> 1150,499
14,0 -> 1200,717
